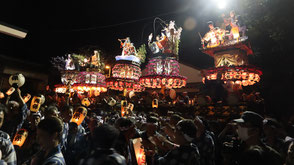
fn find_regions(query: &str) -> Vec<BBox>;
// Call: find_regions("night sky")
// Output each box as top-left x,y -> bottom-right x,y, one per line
0,0 -> 245,69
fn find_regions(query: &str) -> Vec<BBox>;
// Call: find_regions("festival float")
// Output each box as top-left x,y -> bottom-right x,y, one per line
106,37 -> 146,92
140,21 -> 187,89
52,50 -> 107,96
200,11 -> 262,89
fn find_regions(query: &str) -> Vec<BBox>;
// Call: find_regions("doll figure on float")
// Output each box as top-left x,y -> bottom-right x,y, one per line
148,21 -> 182,56
65,54 -> 75,70
202,21 -> 226,48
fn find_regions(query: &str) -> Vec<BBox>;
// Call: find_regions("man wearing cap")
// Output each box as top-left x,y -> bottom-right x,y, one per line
228,111 -> 283,165
263,118 -> 286,158
155,119 -> 200,165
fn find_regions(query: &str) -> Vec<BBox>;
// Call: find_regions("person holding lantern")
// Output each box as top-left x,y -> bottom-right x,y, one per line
155,119 -> 200,165
2,88 -> 29,138
0,104 -> 17,165
31,117 -> 65,165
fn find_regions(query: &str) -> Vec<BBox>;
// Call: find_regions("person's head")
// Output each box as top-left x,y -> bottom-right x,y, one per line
88,118 -> 100,135
0,104 -> 7,128
234,111 -> 264,142
7,101 -> 20,115
263,118 -> 281,138
174,119 -> 197,145
68,122 -> 78,135
170,114 -> 184,127
207,21 -> 214,30
44,106 -> 59,118
61,105 -> 73,123
286,141 -> 294,165
194,116 -> 205,133
115,117 -> 135,140
93,124 -> 119,149
30,112 -> 41,129
146,116 -> 159,135
230,10 -> 236,18
37,117 -> 63,150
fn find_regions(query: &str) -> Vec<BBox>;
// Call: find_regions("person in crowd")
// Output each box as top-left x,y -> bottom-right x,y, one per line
263,118 -> 287,158
193,116 -> 216,165
79,124 -> 126,165
30,117 -> 65,165
0,104 -> 17,165
155,119 -> 200,165
2,88 -> 29,138
226,111 -> 283,165
60,105 -> 73,152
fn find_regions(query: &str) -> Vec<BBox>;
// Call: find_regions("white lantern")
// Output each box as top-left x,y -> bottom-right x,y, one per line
9,73 -> 25,88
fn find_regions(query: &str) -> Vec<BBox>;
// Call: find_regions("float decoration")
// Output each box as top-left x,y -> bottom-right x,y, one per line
106,37 -> 145,92
52,50 -> 107,96
140,20 -> 187,89
200,11 -> 262,88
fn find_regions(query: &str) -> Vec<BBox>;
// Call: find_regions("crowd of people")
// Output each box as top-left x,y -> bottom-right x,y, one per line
0,85 -> 293,165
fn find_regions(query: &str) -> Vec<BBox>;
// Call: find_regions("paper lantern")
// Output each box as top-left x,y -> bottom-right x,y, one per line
132,138 -> 147,165
30,96 -> 41,112
169,89 -> 176,99
71,106 -> 87,125
152,99 -> 159,108
121,100 -> 128,117
40,95 -> 45,105
6,87 -> 15,96
129,91 -> 135,99
13,129 -> 28,147
108,97 -> 117,107
9,73 -> 25,88
23,94 -> 31,103
81,98 -> 91,107
128,103 -> 134,111
0,92 -> 4,99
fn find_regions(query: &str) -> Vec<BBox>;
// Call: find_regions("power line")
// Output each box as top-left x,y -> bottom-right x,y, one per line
54,7 -> 189,33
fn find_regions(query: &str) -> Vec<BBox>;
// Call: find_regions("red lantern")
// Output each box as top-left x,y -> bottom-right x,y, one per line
13,129 -> 28,147
71,106 -> 87,125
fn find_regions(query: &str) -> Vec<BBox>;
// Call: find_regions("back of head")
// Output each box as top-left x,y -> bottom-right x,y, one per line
177,119 -> 197,140
38,117 -> 63,140
93,124 -> 119,149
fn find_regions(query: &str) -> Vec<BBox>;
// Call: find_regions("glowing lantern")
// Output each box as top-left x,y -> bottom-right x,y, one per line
0,92 -> 4,99
81,98 -> 91,107
249,73 -> 255,80
121,100 -> 128,117
9,73 -> 25,88
241,72 -> 248,79
94,90 -> 100,96
30,96 -> 41,112
6,87 -> 15,96
152,99 -> 159,108
235,80 -> 241,85
234,72 -> 241,79
132,138 -> 146,165
13,129 -> 28,147
231,26 -> 240,39
23,94 -> 31,103
210,74 -> 217,80
71,106 -> 87,125
128,103 -> 134,111
242,80 -> 248,86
